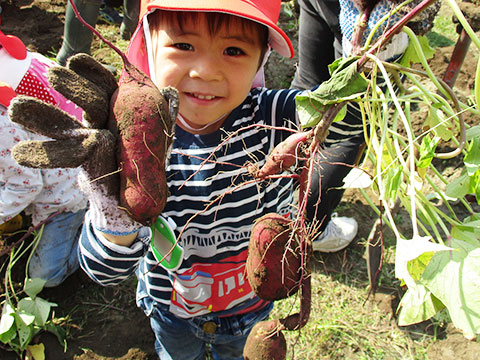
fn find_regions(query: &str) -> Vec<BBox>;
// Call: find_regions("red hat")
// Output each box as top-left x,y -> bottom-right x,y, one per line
139,0 -> 294,58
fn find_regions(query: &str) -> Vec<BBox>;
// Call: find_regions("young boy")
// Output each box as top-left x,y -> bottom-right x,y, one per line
0,35 -> 88,287
63,0 -> 409,358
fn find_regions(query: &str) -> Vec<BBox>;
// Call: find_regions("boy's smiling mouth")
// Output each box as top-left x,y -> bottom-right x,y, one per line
192,93 -> 216,100
185,92 -> 221,102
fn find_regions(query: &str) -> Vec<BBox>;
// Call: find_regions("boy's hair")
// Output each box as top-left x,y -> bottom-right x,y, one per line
148,10 -> 269,68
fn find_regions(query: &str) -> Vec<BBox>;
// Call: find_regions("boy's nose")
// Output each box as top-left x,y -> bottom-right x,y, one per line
189,54 -> 222,82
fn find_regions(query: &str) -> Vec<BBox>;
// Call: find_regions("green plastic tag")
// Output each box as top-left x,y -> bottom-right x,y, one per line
150,216 -> 183,271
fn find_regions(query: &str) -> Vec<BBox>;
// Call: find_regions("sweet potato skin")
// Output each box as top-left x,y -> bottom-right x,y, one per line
252,131 -> 311,180
243,320 -> 287,360
108,66 -> 177,226
246,213 -> 301,301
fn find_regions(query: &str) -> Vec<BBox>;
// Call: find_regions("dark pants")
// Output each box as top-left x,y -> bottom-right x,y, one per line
291,0 -> 366,231
291,0 -> 343,90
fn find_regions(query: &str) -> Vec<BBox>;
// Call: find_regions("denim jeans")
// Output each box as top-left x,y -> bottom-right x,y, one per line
28,209 -> 86,287
137,287 -> 273,360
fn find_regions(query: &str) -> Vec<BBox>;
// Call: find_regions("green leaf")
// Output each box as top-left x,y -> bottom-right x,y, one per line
417,135 -> 439,168
466,125 -> 480,141
332,104 -> 347,123
445,170 -> 471,199
296,58 -> 368,127
45,323 -> 67,351
0,325 -> 16,344
397,283 -> 445,325
451,219 -> 480,246
327,57 -> 346,76
424,104 -> 454,141
399,35 -> 435,66
18,297 -> 56,327
296,96 -> 329,128
24,278 -> 46,299
14,310 -> 35,327
314,61 -> 368,103
0,304 -> 16,344
407,251 -> 434,281
16,320 -> 33,349
27,343 -> 45,360
471,170 -> 480,204
395,236 -> 453,289
421,239 -> 480,339
386,165 -> 403,200
464,138 -> 480,176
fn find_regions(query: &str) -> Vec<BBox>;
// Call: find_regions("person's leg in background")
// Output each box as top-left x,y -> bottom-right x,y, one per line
98,0 -> 123,26
291,0 -> 342,90
306,124 -> 366,253
56,0 -> 102,66
120,0 -> 140,40
56,0 -> 139,66
292,0 -> 365,252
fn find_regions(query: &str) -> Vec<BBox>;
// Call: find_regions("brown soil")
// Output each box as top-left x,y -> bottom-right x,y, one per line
1,0 -> 479,359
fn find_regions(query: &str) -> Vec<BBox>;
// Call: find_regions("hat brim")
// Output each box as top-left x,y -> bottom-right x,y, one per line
142,0 -> 294,58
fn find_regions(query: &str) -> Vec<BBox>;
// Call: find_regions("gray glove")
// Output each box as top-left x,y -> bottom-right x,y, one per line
9,54 -> 177,236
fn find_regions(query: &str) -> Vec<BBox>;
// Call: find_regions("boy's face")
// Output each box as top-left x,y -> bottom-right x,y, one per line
152,13 -> 264,133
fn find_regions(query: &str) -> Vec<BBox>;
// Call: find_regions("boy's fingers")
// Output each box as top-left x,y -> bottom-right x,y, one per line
48,66 -> 109,128
9,96 -> 84,138
66,53 -> 118,98
12,138 -> 91,169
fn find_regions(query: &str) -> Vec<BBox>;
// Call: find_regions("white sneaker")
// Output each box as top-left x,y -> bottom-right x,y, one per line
312,214 -> 358,253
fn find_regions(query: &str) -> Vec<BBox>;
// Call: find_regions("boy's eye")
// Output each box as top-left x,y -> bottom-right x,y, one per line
224,47 -> 245,56
174,43 -> 194,51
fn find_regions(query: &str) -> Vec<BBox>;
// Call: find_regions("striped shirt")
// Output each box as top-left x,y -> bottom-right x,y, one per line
79,86 -> 365,319
79,87 -> 305,319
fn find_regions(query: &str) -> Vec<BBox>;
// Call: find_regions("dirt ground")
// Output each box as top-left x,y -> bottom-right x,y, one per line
1,0 -> 479,359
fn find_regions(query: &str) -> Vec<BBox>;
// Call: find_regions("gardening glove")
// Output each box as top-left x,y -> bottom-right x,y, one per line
8,54 -> 175,236
339,0 -> 441,59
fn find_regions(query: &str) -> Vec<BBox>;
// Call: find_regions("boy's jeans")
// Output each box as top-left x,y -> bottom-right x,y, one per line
137,286 -> 273,360
29,209 -> 86,287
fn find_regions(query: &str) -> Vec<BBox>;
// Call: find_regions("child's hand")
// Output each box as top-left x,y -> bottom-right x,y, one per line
8,54 -> 141,236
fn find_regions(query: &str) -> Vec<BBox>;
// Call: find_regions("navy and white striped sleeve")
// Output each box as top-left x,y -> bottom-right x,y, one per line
78,210 -> 151,286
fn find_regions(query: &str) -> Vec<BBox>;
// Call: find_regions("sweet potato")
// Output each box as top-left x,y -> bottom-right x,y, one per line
244,254 -> 311,360
109,68 -> 177,225
251,130 -> 312,180
243,320 -> 286,360
68,0 -> 178,225
244,238 -> 312,360
246,213 -> 301,301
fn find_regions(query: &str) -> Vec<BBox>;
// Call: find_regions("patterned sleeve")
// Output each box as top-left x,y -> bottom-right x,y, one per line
258,87 -> 304,144
0,109 -> 43,223
78,209 -> 151,286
